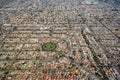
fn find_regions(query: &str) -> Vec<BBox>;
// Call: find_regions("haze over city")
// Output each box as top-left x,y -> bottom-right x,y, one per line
0,0 -> 120,80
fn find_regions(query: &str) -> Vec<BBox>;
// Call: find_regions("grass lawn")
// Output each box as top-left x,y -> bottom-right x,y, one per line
42,42 -> 56,51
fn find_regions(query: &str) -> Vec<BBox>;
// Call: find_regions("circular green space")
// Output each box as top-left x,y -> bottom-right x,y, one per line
42,42 -> 57,51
